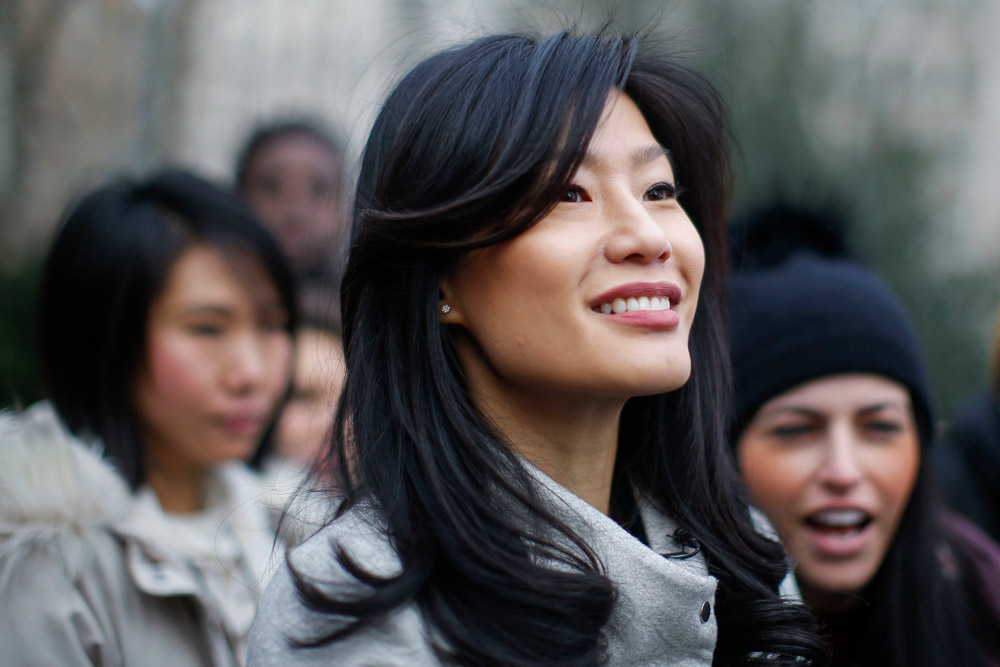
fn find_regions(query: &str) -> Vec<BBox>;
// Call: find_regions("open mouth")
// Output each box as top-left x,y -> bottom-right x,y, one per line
805,508 -> 872,538
593,296 -> 671,314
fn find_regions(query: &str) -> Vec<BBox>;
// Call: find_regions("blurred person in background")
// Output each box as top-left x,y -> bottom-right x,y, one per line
935,308 -> 1000,543
728,205 -> 1000,666
235,118 -> 349,331
273,323 -> 344,466
248,30 -> 827,666
0,169 -> 298,666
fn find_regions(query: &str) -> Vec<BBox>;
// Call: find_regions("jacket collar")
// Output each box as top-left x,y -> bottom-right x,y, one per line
522,461 -> 718,666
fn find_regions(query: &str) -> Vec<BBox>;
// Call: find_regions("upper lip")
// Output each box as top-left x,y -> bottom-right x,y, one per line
802,502 -> 875,520
590,281 -> 682,308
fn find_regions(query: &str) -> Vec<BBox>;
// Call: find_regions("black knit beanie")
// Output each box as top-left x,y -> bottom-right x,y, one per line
727,205 -> 934,446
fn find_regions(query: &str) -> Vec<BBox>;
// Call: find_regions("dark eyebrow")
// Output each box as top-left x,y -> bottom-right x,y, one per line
761,406 -> 823,420
631,145 -> 673,169
180,305 -> 233,318
580,144 -> 673,171
858,401 -> 908,416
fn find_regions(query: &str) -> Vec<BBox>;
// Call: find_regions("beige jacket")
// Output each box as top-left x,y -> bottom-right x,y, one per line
0,404 -> 300,666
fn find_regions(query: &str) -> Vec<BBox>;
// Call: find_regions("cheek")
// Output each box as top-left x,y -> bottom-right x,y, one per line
267,337 -> 294,399
739,442 -> 809,527
870,443 -> 921,518
143,334 -> 212,409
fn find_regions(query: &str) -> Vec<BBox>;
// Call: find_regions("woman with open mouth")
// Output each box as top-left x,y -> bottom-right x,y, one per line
728,205 -> 1000,667
247,30 -> 826,666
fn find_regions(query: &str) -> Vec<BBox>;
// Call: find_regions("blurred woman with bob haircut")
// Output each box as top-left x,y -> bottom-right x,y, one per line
0,168 -> 298,665
249,30 -> 826,666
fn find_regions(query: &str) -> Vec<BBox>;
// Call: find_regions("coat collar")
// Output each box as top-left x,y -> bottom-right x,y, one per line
522,461 -> 718,666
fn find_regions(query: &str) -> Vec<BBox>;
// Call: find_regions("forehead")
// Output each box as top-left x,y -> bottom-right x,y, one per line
577,92 -> 673,174
248,133 -> 341,173
154,244 -> 281,310
763,373 -> 911,412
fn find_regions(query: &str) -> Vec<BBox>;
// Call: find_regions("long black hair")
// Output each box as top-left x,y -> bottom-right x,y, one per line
37,167 -> 298,489
294,31 -> 826,665
728,204 -> 998,666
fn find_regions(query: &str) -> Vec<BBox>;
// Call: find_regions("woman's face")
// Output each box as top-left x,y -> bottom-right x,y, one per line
442,91 -> 704,403
133,244 -> 293,474
242,133 -> 346,273
275,327 -> 345,463
737,374 -> 920,610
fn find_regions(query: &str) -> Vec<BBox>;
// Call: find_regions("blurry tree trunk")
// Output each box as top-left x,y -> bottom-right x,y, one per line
1,0 -> 71,267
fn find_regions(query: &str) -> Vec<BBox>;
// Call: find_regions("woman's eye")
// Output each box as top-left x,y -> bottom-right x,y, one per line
311,179 -> 333,199
644,182 -> 678,201
864,421 -> 904,436
769,423 -> 817,439
560,186 -> 588,203
190,324 -> 223,337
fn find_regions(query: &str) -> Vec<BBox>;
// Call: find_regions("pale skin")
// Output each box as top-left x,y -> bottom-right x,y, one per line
441,91 -> 705,514
134,245 -> 292,512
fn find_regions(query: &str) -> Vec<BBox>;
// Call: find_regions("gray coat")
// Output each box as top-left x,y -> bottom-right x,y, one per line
248,462 -> 730,666
0,404 -> 294,666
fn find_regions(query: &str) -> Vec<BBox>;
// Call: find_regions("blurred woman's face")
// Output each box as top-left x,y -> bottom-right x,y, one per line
133,244 -> 292,474
442,91 -> 704,404
275,327 -> 344,463
737,374 -> 920,612
242,133 -> 345,274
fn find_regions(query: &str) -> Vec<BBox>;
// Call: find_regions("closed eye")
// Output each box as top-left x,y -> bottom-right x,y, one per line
864,421 -> 904,436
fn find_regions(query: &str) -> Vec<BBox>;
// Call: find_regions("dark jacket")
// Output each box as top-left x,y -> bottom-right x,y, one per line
934,392 -> 1000,542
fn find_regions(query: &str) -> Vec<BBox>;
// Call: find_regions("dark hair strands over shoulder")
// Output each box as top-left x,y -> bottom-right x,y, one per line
293,29 -> 827,666
37,167 -> 298,489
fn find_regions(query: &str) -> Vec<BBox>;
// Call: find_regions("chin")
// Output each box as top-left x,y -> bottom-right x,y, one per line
801,563 -> 878,599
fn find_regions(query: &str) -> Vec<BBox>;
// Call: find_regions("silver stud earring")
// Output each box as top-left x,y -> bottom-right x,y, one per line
441,304 -> 451,314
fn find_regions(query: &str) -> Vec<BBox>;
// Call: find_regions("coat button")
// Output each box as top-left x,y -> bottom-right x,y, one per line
700,601 -> 711,623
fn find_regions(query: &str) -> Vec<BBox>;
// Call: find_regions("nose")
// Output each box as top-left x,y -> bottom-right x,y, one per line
603,195 -> 672,264
816,423 -> 863,492
223,333 -> 269,396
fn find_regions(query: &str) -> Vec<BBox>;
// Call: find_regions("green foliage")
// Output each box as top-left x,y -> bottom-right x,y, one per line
0,260 -> 44,409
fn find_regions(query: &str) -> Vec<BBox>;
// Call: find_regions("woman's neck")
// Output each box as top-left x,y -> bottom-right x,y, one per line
472,384 -> 624,514
146,463 -> 209,513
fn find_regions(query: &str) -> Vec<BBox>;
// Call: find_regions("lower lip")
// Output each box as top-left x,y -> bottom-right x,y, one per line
598,309 -> 680,329
803,521 -> 874,558
218,418 -> 263,435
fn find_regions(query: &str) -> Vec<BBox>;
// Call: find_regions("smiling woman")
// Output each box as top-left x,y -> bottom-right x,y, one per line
0,169 -> 298,665
247,30 -> 826,666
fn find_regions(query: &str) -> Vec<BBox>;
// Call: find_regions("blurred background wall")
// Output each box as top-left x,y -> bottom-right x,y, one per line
1,0 -> 998,422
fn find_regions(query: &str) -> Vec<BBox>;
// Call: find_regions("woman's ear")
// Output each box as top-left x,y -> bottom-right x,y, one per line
438,278 -> 462,324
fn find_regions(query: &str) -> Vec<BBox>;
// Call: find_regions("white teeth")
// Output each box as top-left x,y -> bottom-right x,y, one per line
811,509 -> 867,527
598,295 -> 674,314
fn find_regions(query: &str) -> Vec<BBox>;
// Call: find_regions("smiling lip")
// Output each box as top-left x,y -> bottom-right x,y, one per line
591,281 -> 682,307
590,282 -> 682,330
